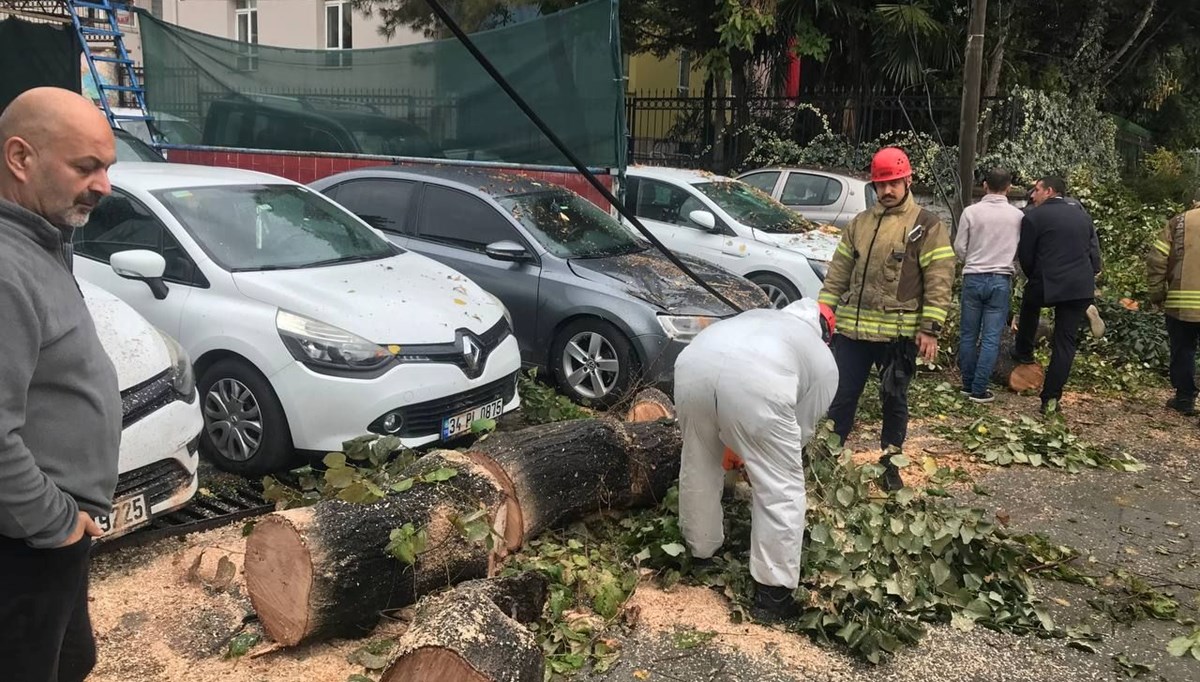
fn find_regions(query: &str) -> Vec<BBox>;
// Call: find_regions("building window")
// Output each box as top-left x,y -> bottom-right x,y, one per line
324,1 -> 353,67
677,50 -> 691,94
235,0 -> 258,43
325,1 -> 353,49
150,0 -> 163,19
235,0 -> 258,70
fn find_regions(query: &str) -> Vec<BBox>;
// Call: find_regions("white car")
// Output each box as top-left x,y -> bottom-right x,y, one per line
82,279 -> 202,540
72,163 -> 522,475
736,167 -> 875,228
622,166 -> 841,308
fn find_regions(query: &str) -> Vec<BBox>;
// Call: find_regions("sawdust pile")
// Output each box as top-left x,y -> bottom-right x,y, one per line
88,525 -> 404,682
847,426 -> 991,489
626,582 -> 854,676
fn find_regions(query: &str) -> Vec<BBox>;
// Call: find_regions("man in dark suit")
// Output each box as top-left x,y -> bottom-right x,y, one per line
1012,176 -> 1102,413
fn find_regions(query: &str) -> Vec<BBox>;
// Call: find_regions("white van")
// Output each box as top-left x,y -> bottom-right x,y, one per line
82,280 -> 203,540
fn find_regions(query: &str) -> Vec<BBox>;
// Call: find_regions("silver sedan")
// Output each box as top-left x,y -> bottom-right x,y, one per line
737,167 -> 876,228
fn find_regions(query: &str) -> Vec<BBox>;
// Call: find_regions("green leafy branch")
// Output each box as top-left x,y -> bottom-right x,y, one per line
936,411 -> 1144,473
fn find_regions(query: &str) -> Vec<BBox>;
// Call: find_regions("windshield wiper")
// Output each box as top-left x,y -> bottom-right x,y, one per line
304,253 -> 390,268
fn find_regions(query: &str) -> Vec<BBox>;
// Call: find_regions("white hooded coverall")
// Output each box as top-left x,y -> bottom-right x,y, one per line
674,299 -> 838,589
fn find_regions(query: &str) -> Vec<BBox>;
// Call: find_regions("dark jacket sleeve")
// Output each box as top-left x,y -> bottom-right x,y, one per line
0,279 -> 79,548
1088,220 -> 1102,275
1018,213 -> 1037,277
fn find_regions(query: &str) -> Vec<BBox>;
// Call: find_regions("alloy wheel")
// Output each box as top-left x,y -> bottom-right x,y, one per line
561,331 -> 620,399
759,283 -> 791,308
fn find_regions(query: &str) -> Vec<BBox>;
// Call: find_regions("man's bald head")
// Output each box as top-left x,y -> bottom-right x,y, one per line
0,87 -> 116,228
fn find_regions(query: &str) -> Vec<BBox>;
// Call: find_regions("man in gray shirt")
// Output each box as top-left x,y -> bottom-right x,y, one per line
954,168 -> 1024,402
0,87 -> 121,682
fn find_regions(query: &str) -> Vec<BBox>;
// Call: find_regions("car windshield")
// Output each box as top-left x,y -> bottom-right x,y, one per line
155,119 -> 203,145
113,131 -> 163,163
693,180 -> 815,233
501,189 -> 646,259
349,122 -> 437,157
152,184 -> 396,272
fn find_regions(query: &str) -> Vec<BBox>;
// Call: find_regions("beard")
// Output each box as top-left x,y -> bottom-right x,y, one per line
53,190 -> 103,229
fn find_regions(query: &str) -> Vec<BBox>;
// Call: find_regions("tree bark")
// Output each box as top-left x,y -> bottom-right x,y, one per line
1096,0 -> 1157,78
381,573 -> 548,682
976,30 -> 1006,158
990,321 -> 1049,392
244,417 -> 681,647
244,450 -> 511,646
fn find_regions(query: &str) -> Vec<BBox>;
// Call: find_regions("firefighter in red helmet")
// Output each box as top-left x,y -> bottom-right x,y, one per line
817,147 -> 955,490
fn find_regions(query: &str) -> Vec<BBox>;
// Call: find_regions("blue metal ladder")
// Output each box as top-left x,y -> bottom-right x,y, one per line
64,0 -> 157,141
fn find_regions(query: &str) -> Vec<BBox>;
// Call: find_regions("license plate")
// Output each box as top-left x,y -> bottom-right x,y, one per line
95,493 -> 149,536
441,398 -> 505,440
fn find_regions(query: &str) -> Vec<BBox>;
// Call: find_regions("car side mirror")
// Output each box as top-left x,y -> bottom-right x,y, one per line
688,209 -> 719,232
485,240 -> 531,263
110,249 -> 169,300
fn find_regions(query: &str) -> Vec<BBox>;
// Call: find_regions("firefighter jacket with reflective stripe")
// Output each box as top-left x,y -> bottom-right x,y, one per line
818,193 -> 955,342
1148,207 -> 1200,323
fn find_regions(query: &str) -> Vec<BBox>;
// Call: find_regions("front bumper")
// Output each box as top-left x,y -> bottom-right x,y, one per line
101,395 -> 203,540
273,334 -> 523,453
633,332 -> 689,396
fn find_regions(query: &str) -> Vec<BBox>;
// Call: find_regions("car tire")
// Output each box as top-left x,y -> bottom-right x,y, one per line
550,318 -> 636,407
198,358 -> 295,475
748,273 -> 801,309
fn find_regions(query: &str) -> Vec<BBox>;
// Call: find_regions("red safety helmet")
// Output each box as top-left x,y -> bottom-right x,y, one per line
870,147 -> 912,183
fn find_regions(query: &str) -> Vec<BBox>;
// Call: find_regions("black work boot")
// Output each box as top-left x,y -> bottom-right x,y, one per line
750,581 -> 801,622
1167,396 -> 1198,417
878,453 -> 904,492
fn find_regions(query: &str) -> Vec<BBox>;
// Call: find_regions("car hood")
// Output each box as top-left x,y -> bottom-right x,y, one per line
753,228 -> 841,262
567,249 -> 769,316
81,280 -> 169,391
232,252 -> 505,344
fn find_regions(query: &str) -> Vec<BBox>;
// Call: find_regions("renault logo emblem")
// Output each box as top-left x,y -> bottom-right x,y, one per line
461,334 -> 482,372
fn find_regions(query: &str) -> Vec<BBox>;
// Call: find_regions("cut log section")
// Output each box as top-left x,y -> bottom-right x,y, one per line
245,417 -> 681,647
382,573 -> 548,682
472,419 -> 681,543
244,450 -> 510,646
990,319 -> 1050,393
624,387 -> 677,423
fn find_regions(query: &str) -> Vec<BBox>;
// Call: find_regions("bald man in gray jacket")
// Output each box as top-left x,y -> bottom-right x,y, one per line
0,88 -> 121,682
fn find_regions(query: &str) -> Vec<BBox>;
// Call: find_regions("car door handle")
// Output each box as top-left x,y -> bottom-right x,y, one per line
720,241 -> 749,257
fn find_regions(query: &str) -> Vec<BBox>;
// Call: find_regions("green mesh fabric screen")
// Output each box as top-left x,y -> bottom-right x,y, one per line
137,0 -> 623,168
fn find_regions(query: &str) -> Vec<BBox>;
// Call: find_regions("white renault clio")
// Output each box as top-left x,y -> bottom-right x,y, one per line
623,166 -> 842,308
81,279 -> 202,539
72,163 -> 521,476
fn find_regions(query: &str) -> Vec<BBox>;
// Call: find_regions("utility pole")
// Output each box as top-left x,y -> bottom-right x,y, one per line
957,0 -> 988,214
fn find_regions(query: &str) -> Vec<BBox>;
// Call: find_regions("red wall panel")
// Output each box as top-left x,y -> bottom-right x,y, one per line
165,148 -> 614,210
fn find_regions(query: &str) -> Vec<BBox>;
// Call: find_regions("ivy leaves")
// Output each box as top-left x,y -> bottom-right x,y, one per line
941,412 -> 1145,473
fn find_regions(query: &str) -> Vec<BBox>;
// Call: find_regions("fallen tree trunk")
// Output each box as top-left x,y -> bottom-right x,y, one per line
245,415 -> 681,647
244,450 -> 511,645
382,573 -> 548,682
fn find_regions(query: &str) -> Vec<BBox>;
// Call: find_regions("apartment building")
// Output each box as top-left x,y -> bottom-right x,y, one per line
124,0 -> 426,63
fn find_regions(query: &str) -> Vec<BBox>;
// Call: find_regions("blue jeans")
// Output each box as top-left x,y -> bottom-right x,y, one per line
958,273 -> 1013,395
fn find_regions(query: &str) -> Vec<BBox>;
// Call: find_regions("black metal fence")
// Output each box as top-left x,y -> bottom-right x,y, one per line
625,89 -> 1016,172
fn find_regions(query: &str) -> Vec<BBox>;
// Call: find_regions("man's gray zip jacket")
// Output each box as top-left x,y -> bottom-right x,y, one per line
0,198 -> 121,548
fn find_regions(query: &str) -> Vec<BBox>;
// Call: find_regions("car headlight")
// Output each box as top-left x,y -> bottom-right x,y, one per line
155,329 -> 196,402
807,258 -> 829,282
658,315 -> 717,342
276,310 -> 393,373
494,295 -> 513,333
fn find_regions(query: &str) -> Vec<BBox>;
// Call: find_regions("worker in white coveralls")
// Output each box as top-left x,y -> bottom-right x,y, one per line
674,298 -> 838,622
